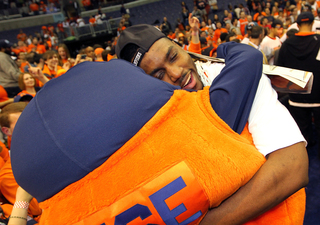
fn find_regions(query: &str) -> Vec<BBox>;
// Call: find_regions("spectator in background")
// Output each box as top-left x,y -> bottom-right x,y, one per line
101,50 -> 110,61
0,102 -> 42,223
197,0 -> 208,23
16,30 -> 27,42
40,50 -> 67,87
120,4 -> 126,15
89,15 -> 96,25
248,25 -> 268,64
191,5 -> 202,22
181,6 -> 189,26
39,1 -> 47,14
28,37 -> 46,54
239,11 -> 248,36
230,17 -> 241,35
0,40 -> 21,98
94,48 -> 104,62
213,21 -> 227,43
277,12 -> 320,159
81,0 -> 92,11
0,85 -> 13,108
260,19 -> 283,65
77,16 -> 85,27
181,1 -> 189,11
209,0 -> 218,13
207,19 -> 216,30
85,46 -> 95,61
245,15 -> 258,34
212,14 -> 220,25
58,44 -> 74,67
160,17 -> 172,36
29,1 -> 40,15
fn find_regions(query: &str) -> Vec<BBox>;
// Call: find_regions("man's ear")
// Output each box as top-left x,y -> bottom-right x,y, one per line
1,127 -> 11,136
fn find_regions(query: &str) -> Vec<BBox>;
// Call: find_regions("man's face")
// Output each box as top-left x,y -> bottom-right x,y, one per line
273,25 -> 283,37
7,113 -> 21,136
86,47 -> 94,59
139,38 -> 203,90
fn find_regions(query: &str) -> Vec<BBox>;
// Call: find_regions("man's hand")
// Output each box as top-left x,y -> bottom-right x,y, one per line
28,64 -> 49,85
189,13 -> 200,33
200,142 -> 308,225
189,13 -> 200,45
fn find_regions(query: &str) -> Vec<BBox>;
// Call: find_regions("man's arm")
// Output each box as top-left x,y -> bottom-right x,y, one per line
200,42 -> 309,224
200,141 -> 308,225
209,42 -> 263,133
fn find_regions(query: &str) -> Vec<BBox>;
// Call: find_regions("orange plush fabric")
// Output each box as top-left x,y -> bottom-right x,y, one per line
38,87 -> 305,224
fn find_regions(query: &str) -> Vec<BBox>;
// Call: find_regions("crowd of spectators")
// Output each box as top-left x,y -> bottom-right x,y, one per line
0,0 -> 320,223
0,0 -> 60,18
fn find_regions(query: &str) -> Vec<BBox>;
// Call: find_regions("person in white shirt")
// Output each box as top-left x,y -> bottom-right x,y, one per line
260,19 -> 283,65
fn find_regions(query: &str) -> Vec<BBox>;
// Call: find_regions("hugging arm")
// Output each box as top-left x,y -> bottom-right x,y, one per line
202,42 -> 309,225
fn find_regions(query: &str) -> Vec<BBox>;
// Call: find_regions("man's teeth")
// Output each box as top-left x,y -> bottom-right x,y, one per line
183,74 -> 191,87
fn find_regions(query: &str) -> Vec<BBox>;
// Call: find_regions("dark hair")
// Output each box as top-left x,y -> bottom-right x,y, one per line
231,17 -> 238,24
286,28 -> 299,38
250,26 -> 263,39
220,32 -> 228,42
101,50 -> 110,61
226,32 -> 236,42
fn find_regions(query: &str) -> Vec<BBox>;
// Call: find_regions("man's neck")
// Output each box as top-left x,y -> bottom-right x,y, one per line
249,38 -> 260,46
298,25 -> 312,33
268,32 -> 275,38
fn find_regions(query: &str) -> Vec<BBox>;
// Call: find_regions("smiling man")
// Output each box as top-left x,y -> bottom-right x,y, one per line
116,19 -> 308,224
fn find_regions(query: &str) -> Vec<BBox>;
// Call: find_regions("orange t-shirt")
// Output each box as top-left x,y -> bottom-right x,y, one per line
89,17 -> 96,24
0,86 -> 9,102
17,90 -> 36,98
214,28 -> 228,42
29,3 -> 39,12
239,18 -> 248,36
17,33 -> 27,42
20,61 -> 28,73
19,46 -> 28,53
253,12 -> 266,21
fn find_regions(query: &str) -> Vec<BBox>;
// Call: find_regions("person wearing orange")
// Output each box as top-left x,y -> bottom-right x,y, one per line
94,48 -> 104,62
17,73 -> 37,97
18,52 -> 28,73
16,30 -> 27,42
239,11 -> 248,36
0,141 -> 9,169
0,85 -> 13,108
16,69 -> 49,101
206,27 -> 217,48
57,44 -> 74,67
17,41 -> 28,53
39,1 -> 47,14
28,37 -> 46,54
29,2 -> 39,15
253,5 -> 267,22
89,15 -> 96,25
40,51 -> 60,87
0,102 -> 42,222
81,0 -> 91,10
213,21 -> 227,43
